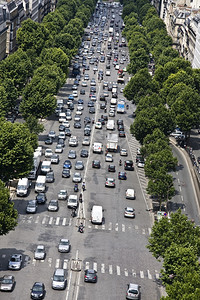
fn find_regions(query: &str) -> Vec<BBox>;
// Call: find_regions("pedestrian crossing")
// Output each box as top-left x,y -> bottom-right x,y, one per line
18,215 -> 152,235
30,257 -> 160,280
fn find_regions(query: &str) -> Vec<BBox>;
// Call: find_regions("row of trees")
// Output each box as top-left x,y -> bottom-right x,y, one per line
0,0 -> 97,235
121,0 -> 200,298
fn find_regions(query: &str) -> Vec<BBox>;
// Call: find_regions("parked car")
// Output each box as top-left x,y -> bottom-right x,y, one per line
8,254 -> 22,270
26,200 -> 37,214
36,193 -> 47,204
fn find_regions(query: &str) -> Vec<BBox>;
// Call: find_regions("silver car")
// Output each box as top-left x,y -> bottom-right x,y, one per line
58,239 -> 71,253
51,154 -> 59,164
8,254 -> 22,270
58,190 -> 68,200
34,245 -> 46,260
0,275 -> 15,291
126,283 -> 141,299
75,161 -> 84,170
48,200 -> 59,211
26,200 -> 37,214
72,173 -> 82,183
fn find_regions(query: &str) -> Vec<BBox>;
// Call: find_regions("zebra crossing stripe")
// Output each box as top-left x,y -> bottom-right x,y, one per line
142,229 -> 145,235
42,216 -> 46,224
140,271 -> 144,278
155,272 -> 160,279
55,259 -> 60,268
85,262 -> 89,270
135,225 -> 139,230
49,217 -> 53,225
32,259 -> 36,266
55,217 -> 60,225
148,228 -> 152,235
132,269 -> 136,277
63,259 -> 68,269
35,216 -> 39,224
109,265 -> 113,274
115,223 -> 118,231
101,264 -> 105,273
116,266 -> 120,276
122,224 -> 125,232
108,222 -> 112,230
93,262 -> 97,271
147,270 -> 152,280
62,218 -> 67,226
124,268 -> 128,277
95,225 -> 98,229
102,224 -> 105,230
48,258 -> 52,267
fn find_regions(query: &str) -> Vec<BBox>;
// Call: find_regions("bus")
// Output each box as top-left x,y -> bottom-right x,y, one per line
117,101 -> 125,114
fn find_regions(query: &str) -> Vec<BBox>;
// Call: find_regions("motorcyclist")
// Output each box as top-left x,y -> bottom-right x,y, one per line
71,207 -> 76,217
74,183 -> 78,192
126,104 -> 129,109
79,222 -> 84,233
82,181 -> 86,191
79,193 -> 83,203
119,159 -> 122,166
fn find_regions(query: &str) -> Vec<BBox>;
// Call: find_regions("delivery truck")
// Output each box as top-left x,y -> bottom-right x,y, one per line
106,133 -> 118,152
28,151 -> 41,180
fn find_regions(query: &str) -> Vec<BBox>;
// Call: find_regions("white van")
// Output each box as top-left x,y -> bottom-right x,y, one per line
91,205 -> 103,224
41,161 -> 51,174
110,98 -> 117,105
59,112 -> 66,123
112,87 -> 117,94
93,142 -> 103,153
106,119 -> 115,130
35,175 -> 46,193
17,178 -> 30,197
67,195 -> 78,208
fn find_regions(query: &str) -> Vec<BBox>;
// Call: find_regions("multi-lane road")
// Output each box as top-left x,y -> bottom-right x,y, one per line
0,2 -> 199,300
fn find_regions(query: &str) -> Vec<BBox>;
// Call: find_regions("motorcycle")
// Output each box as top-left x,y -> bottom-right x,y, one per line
74,183 -> 78,192
79,193 -> 83,203
71,208 -> 76,218
82,182 -> 86,192
78,224 -> 84,233
119,160 -> 122,166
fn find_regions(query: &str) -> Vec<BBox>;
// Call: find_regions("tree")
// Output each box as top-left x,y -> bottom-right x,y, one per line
156,47 -> 179,66
0,86 -> 8,117
0,180 -> 18,235
1,78 -> 18,111
147,209 -> 200,259
42,11 -> 66,36
0,120 -> 35,181
39,47 -> 69,74
55,33 -> 77,51
122,3 -> 137,19
143,15 -> 166,33
127,48 -> 149,74
24,116 -> 44,135
130,115 -> 157,144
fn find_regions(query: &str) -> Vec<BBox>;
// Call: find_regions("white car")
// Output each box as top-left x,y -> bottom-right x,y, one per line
106,70 -> 111,76
115,65 -> 119,70
126,189 -> 135,200
124,207 -> 135,218
82,137 -> 90,146
58,239 -> 71,253
62,121 -> 70,128
69,136 -> 78,147
58,189 -> 68,200
55,144 -> 63,153
72,172 -> 82,183
91,95 -> 97,101
95,122 -> 102,129
34,245 -> 46,260
120,149 -> 128,156
76,110 -> 82,115
48,130 -> 56,139
81,81 -> 87,87
45,148 -> 53,158
77,105 -> 84,111
67,195 -> 78,208
58,132 -> 66,140
109,111 -> 115,117
72,91 -> 78,97
105,154 -> 113,162
137,159 -> 145,168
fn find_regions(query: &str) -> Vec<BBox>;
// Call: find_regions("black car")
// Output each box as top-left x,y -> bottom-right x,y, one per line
88,101 -> 94,107
84,269 -> 97,283
98,118 -> 105,125
58,138 -> 65,147
108,164 -> 115,172
74,122 -> 82,129
65,128 -> 71,136
46,171 -> 54,183
68,103 -> 74,110
31,282 -> 45,299
80,149 -> 89,157
63,160 -> 72,169
90,87 -> 96,93
80,89 -> 85,95
59,124 -> 66,131
118,171 -> 127,180
89,107 -> 95,114
119,131 -> 126,137
102,115 -> 108,121
84,129 -> 91,136
92,160 -> 101,169
78,99 -> 84,105
45,137 -> 53,145
117,119 -> 124,125
36,193 -> 47,204
62,169 -> 70,178
84,117 -> 91,124
136,154 -> 143,163
100,103 -> 106,109
106,64 -> 110,69
124,160 -> 134,171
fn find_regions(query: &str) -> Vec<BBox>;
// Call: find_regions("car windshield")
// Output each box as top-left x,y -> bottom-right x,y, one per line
36,248 -> 44,253
2,278 -> 13,284
54,275 -> 64,282
11,257 -> 20,262
129,289 -> 138,294
18,185 -> 26,190
70,199 -> 77,203
126,208 -> 133,212
61,241 -> 69,245
33,285 -> 43,292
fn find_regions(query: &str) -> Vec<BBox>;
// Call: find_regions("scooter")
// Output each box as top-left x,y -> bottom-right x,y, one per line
119,160 -> 122,166
79,193 -> 83,203
74,184 -> 78,192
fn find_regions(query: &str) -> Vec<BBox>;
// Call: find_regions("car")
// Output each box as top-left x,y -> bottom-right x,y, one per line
92,160 -> 101,168
105,178 -> 115,188
108,164 -> 115,172
100,103 -> 106,109
77,104 -> 84,111
126,189 -> 135,200
90,95 -> 97,101
48,200 -> 59,211
88,101 -> 94,107
170,130 -> 185,140
74,122 -> 81,129
46,171 -> 55,183
89,107 -> 95,114
74,115 -> 81,122
124,207 -> 135,218
75,161 -> 84,170
106,70 -> 111,76
67,195 -> 78,208
80,149 -> 88,157
117,119 -> 124,125
119,130 -> 126,137
58,239 -> 71,253
90,86 -> 96,93
0,275 -> 15,292
52,269 -> 67,290
63,160 -> 72,169
120,149 -> 128,156
124,160 -> 134,171
58,190 -> 68,200
69,136 -> 78,147
26,200 -> 37,214
81,81 -> 87,87
109,110 -> 115,117
78,99 -> 84,105
48,130 -> 56,139
84,116 -> 91,124
34,245 -> 46,260
118,171 -> 127,180
8,254 -> 22,270
59,124 -> 66,131
58,132 -> 66,140
137,158 -> 145,168
73,172 -> 82,183
57,138 -> 65,147
84,269 -> 97,283
76,110 -> 82,116
82,137 -> 90,146
55,144 -> 63,153
68,103 -> 74,110
105,154 -> 113,162
118,124 -> 124,131
45,148 -> 53,158
31,282 -> 45,299
95,122 -> 102,129
36,193 -> 47,204
98,118 -> 105,125
136,154 -> 143,163
197,156 -> 200,164
45,137 -> 53,145
84,129 -> 91,136
72,91 -> 78,97
72,84 -> 77,90
51,154 -> 59,164
62,169 -> 70,178
68,150 -> 77,159
65,128 -> 71,136
126,283 -> 141,299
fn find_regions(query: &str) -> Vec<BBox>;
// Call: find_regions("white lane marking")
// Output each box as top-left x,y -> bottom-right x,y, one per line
142,229 -> 146,235
181,195 -> 184,202
69,218 -> 72,226
122,224 -> 125,232
147,270 -> 152,279
62,218 -> 67,226
35,216 -> 39,224
115,223 -> 118,231
102,224 -> 105,230
124,268 -> 128,276
75,250 -> 79,260
135,225 -> 139,230
132,269 -> 136,277
42,216 -> 46,224
101,264 -> 105,273
74,270 -> 81,300
49,217 -> 53,225
55,217 -> 60,225
177,178 -> 180,184
48,258 -> 52,267
85,262 -> 89,270
109,265 -> 113,274
140,271 -> 144,278
93,262 -> 97,271
63,259 -> 68,269
32,259 -> 36,266
65,269 -> 72,300
88,225 -> 92,228
116,266 -> 120,276
148,228 -> 152,235
108,222 -> 112,230
179,186 -> 182,192
55,259 -> 60,268
155,271 -> 160,279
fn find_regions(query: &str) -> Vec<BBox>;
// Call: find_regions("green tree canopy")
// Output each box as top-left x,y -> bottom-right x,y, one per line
39,47 -> 69,74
